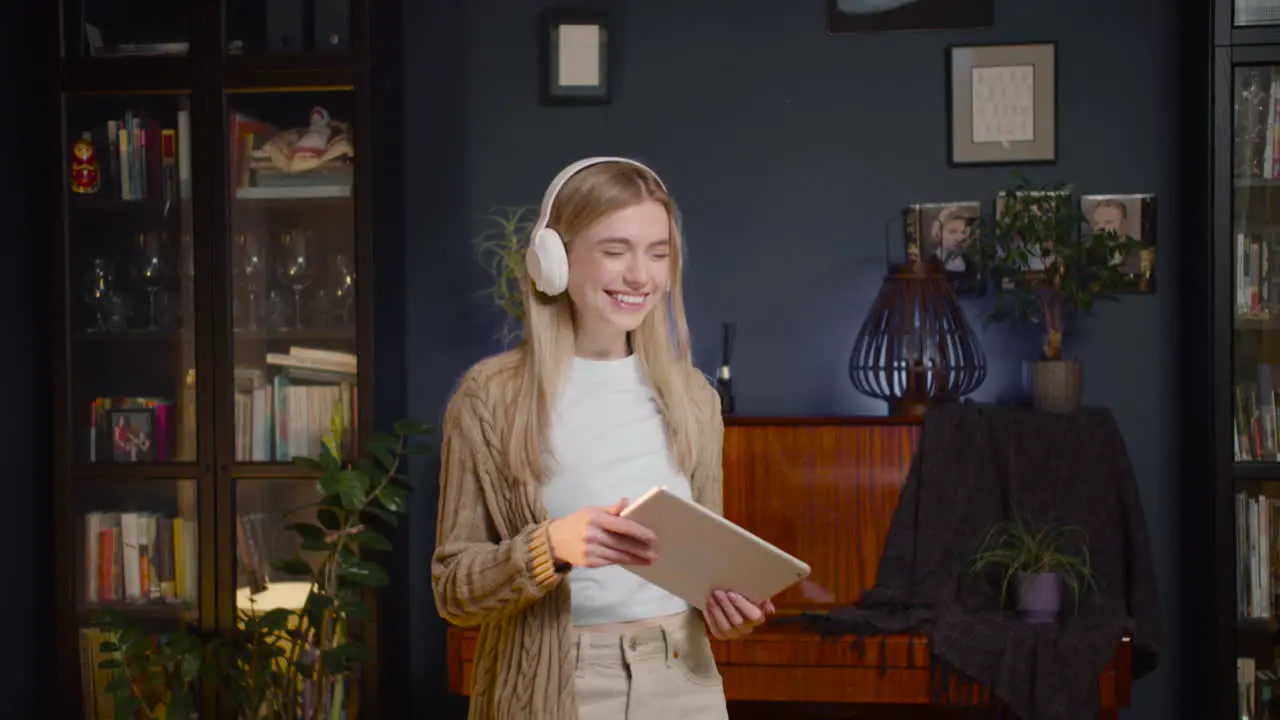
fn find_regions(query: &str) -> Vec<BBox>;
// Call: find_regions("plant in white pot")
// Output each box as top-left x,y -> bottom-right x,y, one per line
962,172 -> 1139,413
969,516 -> 1097,624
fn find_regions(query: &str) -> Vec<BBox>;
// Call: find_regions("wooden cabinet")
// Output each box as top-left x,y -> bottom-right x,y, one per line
444,417 -> 1133,716
47,1 -> 390,717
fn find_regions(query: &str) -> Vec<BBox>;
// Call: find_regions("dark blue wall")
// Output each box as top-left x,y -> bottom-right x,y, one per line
399,0 -> 1184,718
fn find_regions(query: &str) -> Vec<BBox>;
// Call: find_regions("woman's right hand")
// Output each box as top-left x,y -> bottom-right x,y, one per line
546,499 -> 658,568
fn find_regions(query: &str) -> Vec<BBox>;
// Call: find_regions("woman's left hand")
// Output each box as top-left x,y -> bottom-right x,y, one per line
704,589 -> 775,640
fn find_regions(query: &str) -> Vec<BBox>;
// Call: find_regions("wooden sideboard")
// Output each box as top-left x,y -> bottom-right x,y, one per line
444,417 -> 1132,718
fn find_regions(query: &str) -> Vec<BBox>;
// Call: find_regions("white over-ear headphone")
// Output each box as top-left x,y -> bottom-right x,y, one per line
525,156 -> 668,296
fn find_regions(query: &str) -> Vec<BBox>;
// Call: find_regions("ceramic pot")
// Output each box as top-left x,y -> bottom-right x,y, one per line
1015,571 -> 1062,623
1022,359 -> 1083,413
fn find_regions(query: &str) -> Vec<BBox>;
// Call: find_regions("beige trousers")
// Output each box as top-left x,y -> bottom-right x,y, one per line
573,610 -> 729,720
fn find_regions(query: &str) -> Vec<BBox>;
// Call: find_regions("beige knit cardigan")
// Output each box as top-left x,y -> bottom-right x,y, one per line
431,348 -> 725,720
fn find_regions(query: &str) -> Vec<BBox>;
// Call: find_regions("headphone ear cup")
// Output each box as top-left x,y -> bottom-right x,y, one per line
526,227 -> 570,296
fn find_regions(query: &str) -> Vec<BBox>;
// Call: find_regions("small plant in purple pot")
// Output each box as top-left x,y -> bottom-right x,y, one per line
969,516 -> 1097,624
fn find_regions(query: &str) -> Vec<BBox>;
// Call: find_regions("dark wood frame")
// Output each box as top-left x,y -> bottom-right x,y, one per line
538,8 -> 611,106
45,1 -> 391,718
944,41 -> 1058,167
824,0 -> 993,34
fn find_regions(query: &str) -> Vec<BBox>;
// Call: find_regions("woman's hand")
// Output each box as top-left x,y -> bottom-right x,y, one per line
546,499 -> 658,568
704,590 -> 775,640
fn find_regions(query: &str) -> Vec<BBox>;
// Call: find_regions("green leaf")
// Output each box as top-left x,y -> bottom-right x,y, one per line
340,598 -> 372,621
318,469 -> 342,495
368,441 -> 397,471
361,504 -> 400,527
319,642 -> 366,673
292,455 -> 325,473
271,554 -> 315,578
338,558 -> 389,587
258,607 -> 294,632
394,419 -> 433,436
98,657 -> 123,670
353,528 -> 392,551
318,505 -> 342,531
376,484 -> 409,513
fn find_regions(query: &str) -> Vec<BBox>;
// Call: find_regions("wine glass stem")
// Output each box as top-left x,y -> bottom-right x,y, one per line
293,289 -> 303,329
147,289 -> 158,329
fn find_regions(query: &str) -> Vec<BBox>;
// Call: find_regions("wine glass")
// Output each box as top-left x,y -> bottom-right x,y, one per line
331,253 -> 356,326
133,231 -> 171,329
83,258 -> 114,332
276,229 -> 315,329
233,232 -> 266,330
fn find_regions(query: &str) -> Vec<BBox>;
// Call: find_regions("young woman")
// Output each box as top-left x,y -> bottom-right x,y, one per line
432,156 -> 774,719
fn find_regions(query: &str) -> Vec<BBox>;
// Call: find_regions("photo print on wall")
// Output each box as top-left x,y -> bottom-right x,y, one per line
1080,194 -> 1157,293
904,201 -> 986,297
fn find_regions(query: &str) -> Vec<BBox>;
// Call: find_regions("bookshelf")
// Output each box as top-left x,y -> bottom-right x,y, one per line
47,1 -> 393,718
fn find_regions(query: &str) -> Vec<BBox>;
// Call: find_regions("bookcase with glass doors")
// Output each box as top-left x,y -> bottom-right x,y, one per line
46,1 -> 391,718
1178,1 -> 1280,719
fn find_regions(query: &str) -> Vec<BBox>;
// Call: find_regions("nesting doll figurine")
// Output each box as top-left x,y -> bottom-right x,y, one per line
70,132 -> 100,194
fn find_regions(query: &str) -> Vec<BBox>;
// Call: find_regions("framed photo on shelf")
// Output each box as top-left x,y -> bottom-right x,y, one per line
106,407 -> 156,463
947,42 -> 1057,166
827,0 -> 993,34
539,8 -> 611,106
1080,193 -> 1158,293
904,201 -> 986,297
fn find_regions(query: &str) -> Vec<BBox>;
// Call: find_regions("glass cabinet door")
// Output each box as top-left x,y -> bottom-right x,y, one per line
62,0 -> 190,59
1238,0 -> 1280,27
67,93 -> 198,466
225,0 -> 353,55
1233,61 -> 1280,720
224,89 -> 359,465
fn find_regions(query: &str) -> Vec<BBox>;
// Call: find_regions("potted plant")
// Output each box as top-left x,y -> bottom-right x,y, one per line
969,516 -> 1098,624
471,205 -> 536,346
963,172 -> 1140,412
89,409 -> 434,719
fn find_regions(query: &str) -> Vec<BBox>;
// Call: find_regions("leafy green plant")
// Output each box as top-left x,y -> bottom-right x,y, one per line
90,410 -> 435,720
969,516 -> 1098,613
91,608 -> 208,719
962,171 -> 1141,361
472,205 -> 536,344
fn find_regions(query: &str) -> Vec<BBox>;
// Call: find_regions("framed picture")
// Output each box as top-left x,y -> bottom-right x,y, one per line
994,190 -> 1071,284
904,201 -> 986,297
947,42 -> 1057,166
1080,194 -> 1158,293
539,8 -> 610,106
826,0 -> 993,33
107,408 -> 156,463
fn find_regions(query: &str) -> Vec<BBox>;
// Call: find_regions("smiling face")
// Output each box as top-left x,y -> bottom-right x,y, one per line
565,199 -> 672,356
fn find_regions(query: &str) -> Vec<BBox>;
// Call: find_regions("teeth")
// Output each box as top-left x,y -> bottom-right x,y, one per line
609,292 -> 645,305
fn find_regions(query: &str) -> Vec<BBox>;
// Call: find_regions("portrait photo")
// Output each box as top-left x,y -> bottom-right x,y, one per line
994,190 -> 1071,282
904,201 -> 985,296
1080,194 -> 1157,293
108,408 -> 155,463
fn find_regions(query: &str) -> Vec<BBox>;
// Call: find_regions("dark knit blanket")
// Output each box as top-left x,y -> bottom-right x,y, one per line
796,403 -> 1162,720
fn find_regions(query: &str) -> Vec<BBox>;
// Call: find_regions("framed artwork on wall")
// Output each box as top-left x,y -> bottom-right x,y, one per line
826,0 -> 993,33
539,8 -> 611,106
947,42 -> 1057,166
1080,193 -> 1158,293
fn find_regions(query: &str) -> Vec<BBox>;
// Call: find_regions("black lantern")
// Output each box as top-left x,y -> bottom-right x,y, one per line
848,257 -> 987,416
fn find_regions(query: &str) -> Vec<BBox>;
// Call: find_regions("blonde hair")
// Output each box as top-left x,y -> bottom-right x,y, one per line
507,161 -> 699,485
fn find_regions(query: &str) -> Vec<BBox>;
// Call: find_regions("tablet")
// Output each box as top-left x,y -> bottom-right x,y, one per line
618,485 -> 811,611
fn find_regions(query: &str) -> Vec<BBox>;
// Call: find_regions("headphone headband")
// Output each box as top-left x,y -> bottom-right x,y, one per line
531,156 -> 667,238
